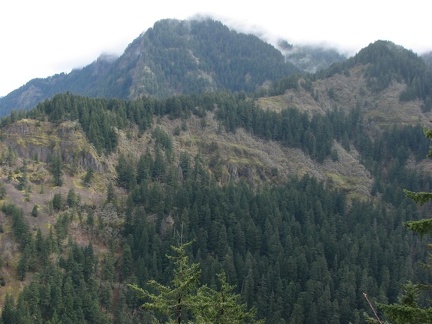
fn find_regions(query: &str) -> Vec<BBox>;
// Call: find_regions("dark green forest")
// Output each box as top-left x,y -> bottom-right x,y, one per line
1,90 -> 432,323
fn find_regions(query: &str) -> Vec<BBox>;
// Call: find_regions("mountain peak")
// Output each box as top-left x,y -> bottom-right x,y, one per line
0,18 -> 300,115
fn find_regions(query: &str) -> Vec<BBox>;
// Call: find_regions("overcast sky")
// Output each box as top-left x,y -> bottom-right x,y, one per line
1,0 -> 431,97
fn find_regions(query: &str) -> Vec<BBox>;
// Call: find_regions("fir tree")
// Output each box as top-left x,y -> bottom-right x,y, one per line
51,154 -> 63,186
129,241 -> 201,323
83,168 -> 94,187
1,294 -> 16,324
377,128 -> 432,323
129,241 -> 262,323
106,182 -> 116,204
31,205 -> 38,217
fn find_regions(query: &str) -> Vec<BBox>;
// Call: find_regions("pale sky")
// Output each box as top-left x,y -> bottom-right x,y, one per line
1,0 -> 431,97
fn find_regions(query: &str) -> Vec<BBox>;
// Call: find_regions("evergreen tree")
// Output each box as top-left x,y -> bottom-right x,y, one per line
129,241 -> 262,323
116,153 -> 136,189
83,168 -> 94,187
120,243 -> 133,282
377,128 -> 432,323
66,188 -> 78,208
52,193 -> 63,211
51,154 -> 63,186
0,182 -> 6,200
17,171 -> 27,191
102,250 -> 116,283
1,294 -> 16,324
194,271 -> 262,323
379,282 -> 432,323
31,205 -> 38,217
129,241 -> 201,323
106,181 -> 116,204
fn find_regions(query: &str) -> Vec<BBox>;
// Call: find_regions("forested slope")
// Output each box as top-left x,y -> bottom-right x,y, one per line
1,36 -> 432,323
0,82 -> 431,323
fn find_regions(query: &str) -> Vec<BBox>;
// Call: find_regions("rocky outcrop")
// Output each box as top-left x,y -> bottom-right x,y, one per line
1,119 -> 105,172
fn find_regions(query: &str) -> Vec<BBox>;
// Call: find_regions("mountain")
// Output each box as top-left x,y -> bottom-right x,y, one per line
277,40 -> 347,73
422,51 -> 432,68
1,29 -> 432,323
0,54 -> 117,116
322,40 -> 432,105
0,18 -> 303,116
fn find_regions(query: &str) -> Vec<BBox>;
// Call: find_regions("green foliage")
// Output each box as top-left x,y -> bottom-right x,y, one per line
102,250 -> 115,283
129,241 -> 261,323
123,165 -> 427,323
116,153 -> 136,189
5,146 -> 16,167
215,93 -> 350,162
2,294 -> 17,324
377,129 -> 432,323
52,192 -> 63,211
50,154 -> 63,186
404,189 -> 432,206
106,182 -> 116,204
316,40 -> 432,106
17,175 -> 27,191
7,242 -> 110,323
54,213 -> 70,241
120,243 -> 133,282
194,271 -> 262,324
83,168 -> 94,187
379,282 -> 432,323
130,241 -> 201,322
137,19 -> 298,96
66,188 -> 79,208
0,182 -> 6,199
3,60 -> 432,324
404,218 -> 432,238
23,90 -> 377,163
152,126 -> 173,153
1,203 -> 31,248
31,205 -> 38,217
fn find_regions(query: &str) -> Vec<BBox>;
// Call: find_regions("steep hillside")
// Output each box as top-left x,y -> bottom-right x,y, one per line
261,65 -> 431,127
2,39 -> 432,323
321,40 -> 432,111
0,93 -> 374,196
1,79 -> 432,322
0,118 -> 112,309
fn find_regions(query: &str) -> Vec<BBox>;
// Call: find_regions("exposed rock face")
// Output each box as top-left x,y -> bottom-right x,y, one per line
1,119 -> 105,172
238,165 -> 254,182
227,164 -> 238,181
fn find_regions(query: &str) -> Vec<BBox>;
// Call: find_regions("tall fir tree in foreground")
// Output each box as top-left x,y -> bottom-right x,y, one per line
129,241 -> 262,323
377,128 -> 432,323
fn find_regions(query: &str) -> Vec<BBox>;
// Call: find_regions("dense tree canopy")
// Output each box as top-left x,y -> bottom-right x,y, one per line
377,129 -> 432,323
129,241 -> 261,323
1,87 -> 432,323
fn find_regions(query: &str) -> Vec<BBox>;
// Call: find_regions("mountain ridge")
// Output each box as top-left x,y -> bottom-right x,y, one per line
0,18 -> 298,114
0,18 -> 350,115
